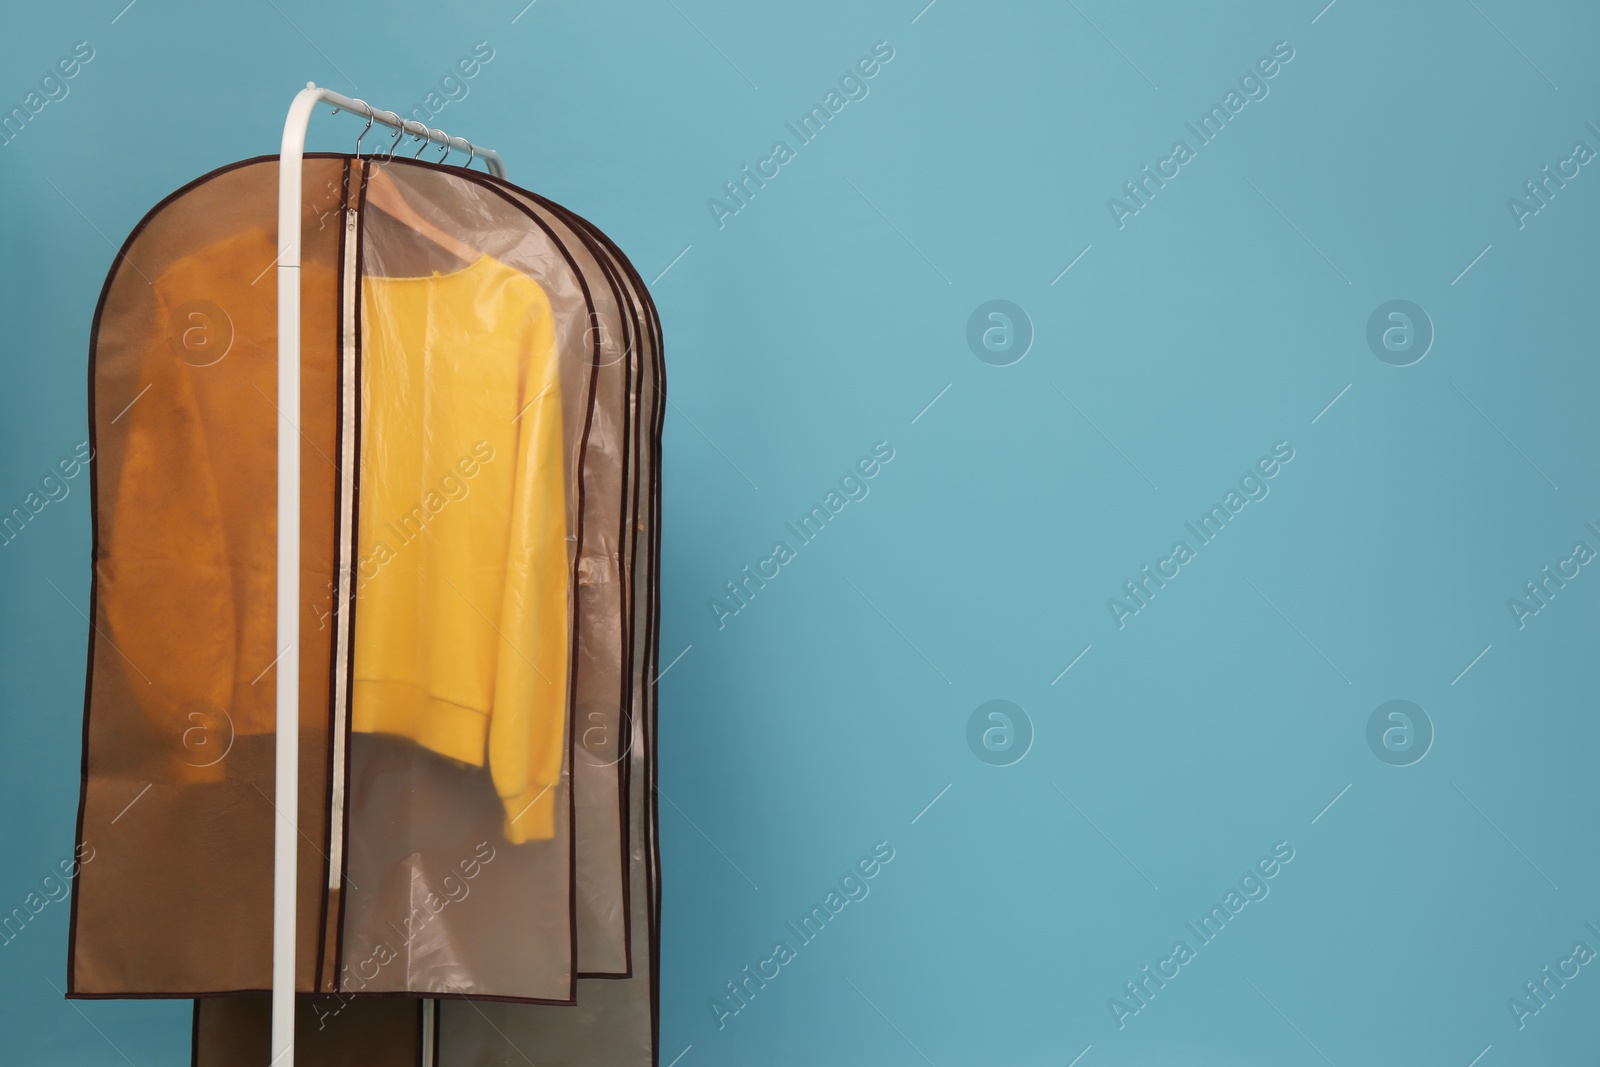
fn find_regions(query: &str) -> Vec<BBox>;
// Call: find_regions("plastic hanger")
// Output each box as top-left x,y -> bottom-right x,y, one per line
360,130 -> 481,267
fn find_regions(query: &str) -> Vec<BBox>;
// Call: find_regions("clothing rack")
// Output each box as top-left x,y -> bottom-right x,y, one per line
272,83 -> 507,1067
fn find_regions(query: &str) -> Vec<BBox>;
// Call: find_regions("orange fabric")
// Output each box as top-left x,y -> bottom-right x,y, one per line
99,222 -> 337,753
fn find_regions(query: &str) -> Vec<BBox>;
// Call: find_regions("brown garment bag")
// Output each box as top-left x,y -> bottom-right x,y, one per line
73,153 -> 663,1063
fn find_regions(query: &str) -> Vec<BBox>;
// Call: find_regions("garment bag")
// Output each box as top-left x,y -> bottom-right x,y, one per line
335,157 -> 598,1002
74,151 -> 664,1065
70,157 -> 349,996
196,181 -> 667,1067
439,188 -> 666,1065
71,155 -> 605,1000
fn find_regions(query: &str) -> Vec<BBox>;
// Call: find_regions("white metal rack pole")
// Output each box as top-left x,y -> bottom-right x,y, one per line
273,83 -> 506,1066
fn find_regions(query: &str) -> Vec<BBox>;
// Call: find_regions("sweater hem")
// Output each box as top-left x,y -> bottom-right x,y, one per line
350,679 -> 489,767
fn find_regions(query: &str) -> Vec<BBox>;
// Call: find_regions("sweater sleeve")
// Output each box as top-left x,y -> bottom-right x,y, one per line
487,279 -> 570,844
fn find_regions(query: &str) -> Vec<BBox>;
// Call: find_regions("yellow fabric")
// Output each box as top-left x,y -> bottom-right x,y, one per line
351,253 -> 569,844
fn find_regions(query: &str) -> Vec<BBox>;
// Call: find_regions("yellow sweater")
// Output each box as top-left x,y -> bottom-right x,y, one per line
351,253 -> 569,844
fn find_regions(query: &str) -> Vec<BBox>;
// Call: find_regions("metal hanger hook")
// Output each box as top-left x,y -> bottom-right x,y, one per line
377,112 -> 406,164
436,133 -> 452,165
352,100 -> 374,156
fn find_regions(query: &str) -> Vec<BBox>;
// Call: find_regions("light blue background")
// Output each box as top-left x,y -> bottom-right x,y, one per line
3,1 -> 1598,1064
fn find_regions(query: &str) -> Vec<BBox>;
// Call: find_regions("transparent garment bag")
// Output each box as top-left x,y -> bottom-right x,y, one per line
73,151 -> 663,1061
393,171 -> 647,980
194,177 -> 667,1067
333,158 -> 603,1002
72,154 -> 596,999
69,157 -> 349,996
440,194 -> 666,1066
489,183 -> 644,980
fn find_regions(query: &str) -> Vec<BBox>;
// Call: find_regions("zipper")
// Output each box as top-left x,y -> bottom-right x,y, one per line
327,192 -> 360,896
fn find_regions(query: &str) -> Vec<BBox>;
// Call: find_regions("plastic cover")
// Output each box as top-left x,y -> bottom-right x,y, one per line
199,188 -> 666,1063
334,158 -> 599,1001
437,184 -> 665,1065
70,156 -> 348,995
73,152 -> 662,1062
